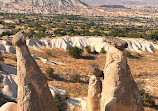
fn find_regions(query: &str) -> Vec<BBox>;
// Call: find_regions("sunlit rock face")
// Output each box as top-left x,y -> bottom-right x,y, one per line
26,37 -> 158,53
101,37 -> 144,111
13,31 -> 58,111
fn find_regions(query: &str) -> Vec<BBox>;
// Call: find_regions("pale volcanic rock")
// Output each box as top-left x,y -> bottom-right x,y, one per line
103,37 -> 128,50
13,31 -> 58,111
0,40 -> 15,54
101,37 -> 144,111
61,97 -> 87,111
87,65 -> 103,111
26,38 -> 51,49
87,75 -> 102,111
0,63 -> 17,99
0,102 -> 17,111
26,37 -> 158,53
0,63 -> 67,103
50,86 -> 70,101
51,38 -> 70,50
89,65 -> 103,77
1,74 -> 17,99
0,63 -> 17,74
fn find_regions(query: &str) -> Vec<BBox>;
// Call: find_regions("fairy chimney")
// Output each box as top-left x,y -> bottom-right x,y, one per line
87,65 -> 103,111
100,37 -> 144,111
13,31 -> 58,111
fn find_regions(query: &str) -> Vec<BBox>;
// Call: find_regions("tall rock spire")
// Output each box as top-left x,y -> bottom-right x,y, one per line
13,31 -> 58,111
100,37 -> 144,111
86,65 -> 103,111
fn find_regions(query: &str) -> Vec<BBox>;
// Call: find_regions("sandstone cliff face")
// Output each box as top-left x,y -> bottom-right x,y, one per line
13,31 -> 58,111
101,37 -> 144,111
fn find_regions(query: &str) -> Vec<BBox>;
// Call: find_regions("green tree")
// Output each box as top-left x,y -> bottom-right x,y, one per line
100,47 -> 106,53
1,31 -> 12,36
68,46 -> 83,59
38,26 -> 46,33
45,67 -> 54,78
84,46 -> 91,53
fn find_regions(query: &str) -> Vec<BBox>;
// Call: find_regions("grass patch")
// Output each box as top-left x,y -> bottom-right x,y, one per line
45,50 -> 52,57
69,74 -> 81,83
140,89 -> 156,108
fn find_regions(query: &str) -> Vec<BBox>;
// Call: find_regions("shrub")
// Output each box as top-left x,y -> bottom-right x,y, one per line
0,56 -> 4,62
100,47 -> 106,53
70,74 -> 81,82
1,31 -> 12,37
46,50 -> 52,57
45,67 -> 54,78
136,53 -> 142,57
68,46 -> 83,59
124,50 -> 132,57
84,46 -> 91,53
12,56 -> 17,62
0,65 -> 2,71
140,89 -> 156,107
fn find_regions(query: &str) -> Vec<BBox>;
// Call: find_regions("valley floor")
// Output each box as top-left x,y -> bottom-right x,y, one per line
2,48 -> 158,110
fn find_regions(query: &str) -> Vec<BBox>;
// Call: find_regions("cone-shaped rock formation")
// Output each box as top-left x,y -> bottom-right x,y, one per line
101,37 -> 144,111
87,65 -> 103,111
13,31 -> 58,111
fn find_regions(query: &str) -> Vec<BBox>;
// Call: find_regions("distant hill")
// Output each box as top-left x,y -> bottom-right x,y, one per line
100,5 -> 125,8
0,0 -> 88,7
0,0 -> 88,13
81,0 -> 158,6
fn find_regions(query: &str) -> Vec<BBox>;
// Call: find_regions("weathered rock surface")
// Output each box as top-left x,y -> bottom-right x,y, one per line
103,37 -> 128,50
0,63 -> 17,74
87,66 -> 102,111
0,102 -> 17,111
0,36 -> 157,54
61,97 -> 87,111
26,38 -> 51,50
1,73 -> 17,99
0,65 -> 68,106
101,37 -> 144,111
87,75 -> 101,111
27,37 -> 158,53
89,64 -> 103,77
0,40 -> 15,54
13,31 -> 58,111
50,86 -> 70,101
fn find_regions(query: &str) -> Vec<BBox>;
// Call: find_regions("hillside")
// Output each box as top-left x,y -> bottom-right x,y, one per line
0,0 -> 88,13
